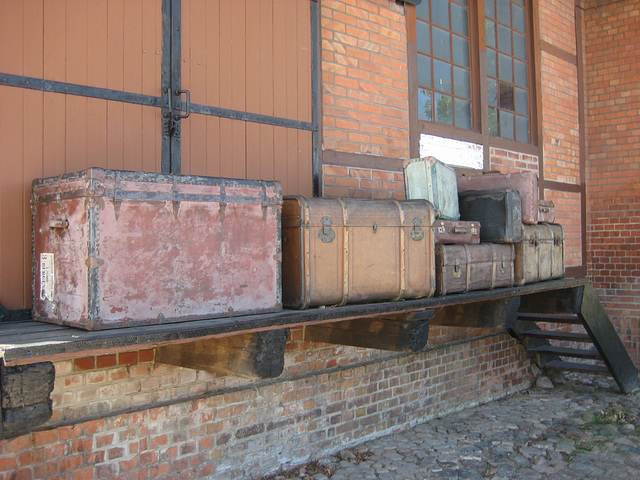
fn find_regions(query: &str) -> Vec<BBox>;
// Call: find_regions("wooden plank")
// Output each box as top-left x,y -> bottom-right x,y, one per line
431,297 -> 519,329
517,286 -> 582,315
579,283 -> 640,394
304,311 -> 432,352
0,279 -> 590,365
155,329 -> 289,379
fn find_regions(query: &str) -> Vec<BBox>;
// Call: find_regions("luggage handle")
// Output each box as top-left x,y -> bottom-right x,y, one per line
451,226 -> 468,234
49,217 -> 69,231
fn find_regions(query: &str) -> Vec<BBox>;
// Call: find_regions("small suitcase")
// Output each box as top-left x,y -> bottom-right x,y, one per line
281,196 -> 435,309
458,189 -> 523,243
538,199 -> 556,223
434,220 -> 480,245
457,171 -> 540,224
515,223 -> 565,285
32,168 -> 282,330
404,156 -> 460,220
435,243 -> 515,296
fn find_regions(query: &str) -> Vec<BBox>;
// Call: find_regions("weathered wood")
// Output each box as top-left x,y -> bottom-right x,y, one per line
0,278 -> 590,366
431,297 -> 520,329
304,311 -> 433,352
1,361 -> 55,439
155,329 -> 289,379
579,283 -> 640,394
517,286 -> 583,315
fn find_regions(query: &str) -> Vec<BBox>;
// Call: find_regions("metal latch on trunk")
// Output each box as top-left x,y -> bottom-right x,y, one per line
411,217 -> 425,241
318,216 -> 336,243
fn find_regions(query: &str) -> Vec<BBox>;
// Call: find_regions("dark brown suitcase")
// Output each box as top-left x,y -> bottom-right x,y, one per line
32,168 -> 282,330
434,220 -> 480,245
515,223 -> 565,285
281,196 -> 436,308
457,171 -> 540,224
458,188 -> 523,243
435,243 -> 515,296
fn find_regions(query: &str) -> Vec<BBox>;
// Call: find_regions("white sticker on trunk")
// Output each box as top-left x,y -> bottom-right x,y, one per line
40,253 -> 55,302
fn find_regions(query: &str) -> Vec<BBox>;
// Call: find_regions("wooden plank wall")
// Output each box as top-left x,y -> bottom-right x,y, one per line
180,0 -> 313,196
0,0 -> 163,309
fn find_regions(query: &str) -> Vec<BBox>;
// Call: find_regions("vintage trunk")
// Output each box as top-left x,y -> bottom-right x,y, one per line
515,223 -> 565,285
457,171 -> 540,224
435,243 -> 515,296
538,199 -> 556,223
404,157 -> 460,220
281,196 -> 435,309
32,168 -> 282,330
434,220 -> 480,245
458,189 -> 523,243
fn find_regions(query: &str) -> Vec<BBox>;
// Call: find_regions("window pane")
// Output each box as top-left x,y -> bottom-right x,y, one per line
499,82 -> 515,111
514,59 -> 528,87
418,88 -> 433,121
488,78 -> 499,107
515,87 -> 528,115
487,49 -> 497,77
433,27 -> 452,61
514,33 -> 527,60
498,24 -> 512,55
499,53 -> 513,81
417,21 -> 431,54
453,35 -> 470,67
418,54 -> 432,88
486,19 -> 496,48
513,5 -> 526,32
451,3 -> 469,36
435,93 -> 454,125
489,107 -> 499,136
417,0 -> 430,21
454,66 -> 471,98
455,98 -> 472,129
434,59 -> 453,93
432,0 -> 450,28
500,110 -> 515,140
497,0 -> 511,25
516,115 -> 529,143
485,0 -> 496,19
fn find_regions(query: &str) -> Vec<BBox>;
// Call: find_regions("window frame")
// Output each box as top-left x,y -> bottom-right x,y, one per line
408,0 -> 540,163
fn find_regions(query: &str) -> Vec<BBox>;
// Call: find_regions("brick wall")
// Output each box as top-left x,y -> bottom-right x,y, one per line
584,0 -> 640,363
0,328 -> 535,479
322,164 -> 405,199
321,0 -> 410,159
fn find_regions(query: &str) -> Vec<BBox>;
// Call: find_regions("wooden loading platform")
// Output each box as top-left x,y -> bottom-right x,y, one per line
1,278 -> 638,439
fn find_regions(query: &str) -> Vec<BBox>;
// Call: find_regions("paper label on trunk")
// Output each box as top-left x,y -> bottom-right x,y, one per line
40,253 -> 55,302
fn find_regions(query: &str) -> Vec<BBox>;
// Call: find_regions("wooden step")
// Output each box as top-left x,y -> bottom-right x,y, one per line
517,313 -> 583,325
521,330 -> 592,342
544,360 -> 610,376
531,345 -> 601,360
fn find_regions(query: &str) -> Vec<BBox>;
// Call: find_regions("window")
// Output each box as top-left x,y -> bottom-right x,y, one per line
416,0 -> 534,146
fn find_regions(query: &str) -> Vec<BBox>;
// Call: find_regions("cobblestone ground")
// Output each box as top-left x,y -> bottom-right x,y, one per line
262,373 -> 640,480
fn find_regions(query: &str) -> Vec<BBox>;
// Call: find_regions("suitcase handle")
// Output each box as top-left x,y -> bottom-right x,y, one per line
451,226 -> 469,234
49,218 -> 69,231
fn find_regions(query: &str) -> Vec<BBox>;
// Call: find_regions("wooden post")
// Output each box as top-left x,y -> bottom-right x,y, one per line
155,329 -> 289,379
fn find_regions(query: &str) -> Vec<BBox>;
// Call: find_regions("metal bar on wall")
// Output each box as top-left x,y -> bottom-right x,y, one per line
311,0 -> 321,197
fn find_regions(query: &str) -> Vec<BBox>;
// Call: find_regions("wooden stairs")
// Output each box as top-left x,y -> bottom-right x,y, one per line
507,283 -> 640,394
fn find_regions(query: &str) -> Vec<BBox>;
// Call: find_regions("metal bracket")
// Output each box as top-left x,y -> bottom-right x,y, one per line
410,217 -> 425,241
318,216 -> 336,243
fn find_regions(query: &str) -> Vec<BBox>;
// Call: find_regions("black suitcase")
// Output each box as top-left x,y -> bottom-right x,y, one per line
458,188 -> 522,244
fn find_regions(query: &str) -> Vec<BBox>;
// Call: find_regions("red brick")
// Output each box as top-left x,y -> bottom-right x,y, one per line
96,354 -> 117,369
118,351 -> 139,365
74,356 -> 95,371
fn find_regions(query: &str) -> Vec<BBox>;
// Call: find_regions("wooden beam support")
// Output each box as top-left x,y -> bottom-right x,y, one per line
1,361 -> 55,439
431,297 -> 520,329
304,311 -> 433,352
154,329 -> 289,379
517,286 -> 583,315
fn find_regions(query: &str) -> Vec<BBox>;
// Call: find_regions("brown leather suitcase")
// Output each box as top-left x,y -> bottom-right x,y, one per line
434,220 -> 480,245
435,243 -> 515,296
458,188 -> 523,243
457,171 -> 540,224
515,223 -> 565,285
32,168 -> 282,330
281,196 -> 435,309
537,199 -> 556,223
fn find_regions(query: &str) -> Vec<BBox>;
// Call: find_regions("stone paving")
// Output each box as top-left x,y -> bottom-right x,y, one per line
263,373 -> 640,480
